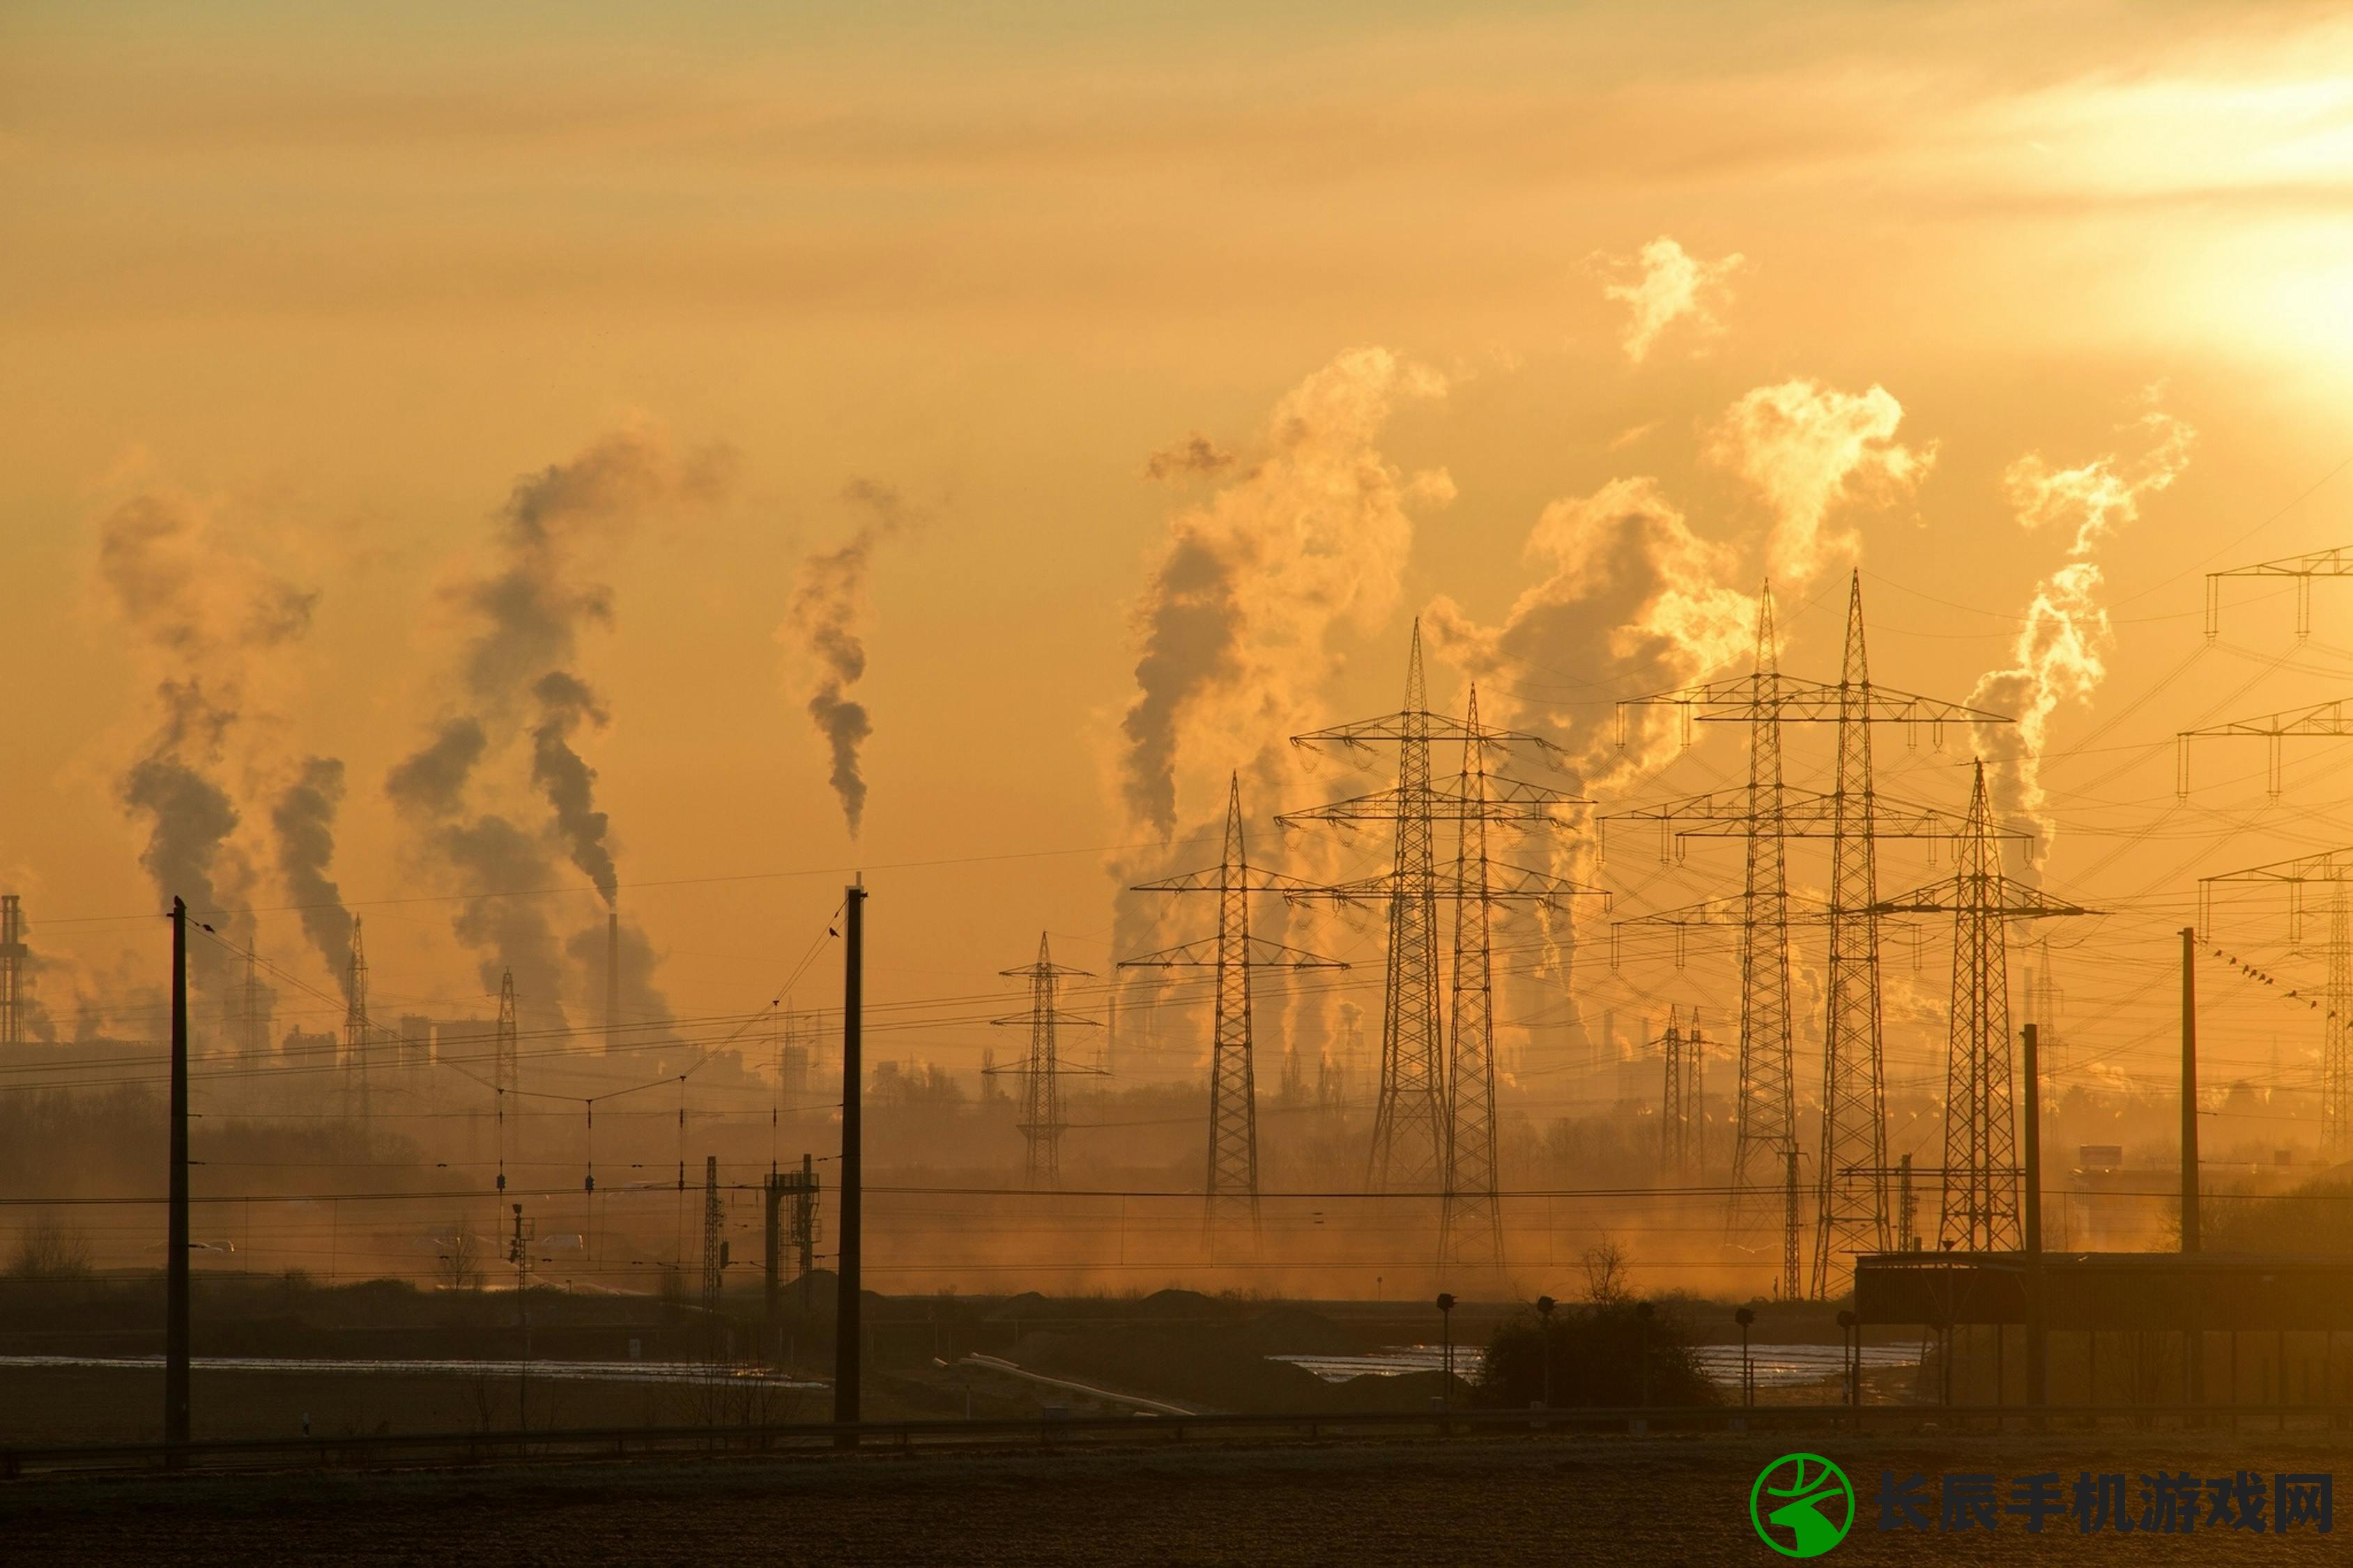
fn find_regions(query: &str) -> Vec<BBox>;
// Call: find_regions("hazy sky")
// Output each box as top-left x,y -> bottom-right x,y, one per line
8,1 -> 2353,1123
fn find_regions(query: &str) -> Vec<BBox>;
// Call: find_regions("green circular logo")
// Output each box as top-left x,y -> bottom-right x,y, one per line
1749,1453 -> 1855,1558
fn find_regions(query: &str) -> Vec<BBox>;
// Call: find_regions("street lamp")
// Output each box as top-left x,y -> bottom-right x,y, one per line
1734,1306 -> 1756,1408
1436,1293 -> 1457,1410
1535,1295 -> 1557,1410
1836,1310 -> 1857,1406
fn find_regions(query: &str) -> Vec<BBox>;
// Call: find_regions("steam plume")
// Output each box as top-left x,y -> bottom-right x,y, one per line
1119,346 -> 1453,837
388,423 -> 729,1002
96,493 -> 315,990
1427,477 -> 1753,789
1427,476 -> 1754,1002
530,671 -> 616,905
1600,237 -> 1744,363
271,757 -> 357,1000
788,480 -> 905,837
1970,399 -> 2195,864
1709,379 -> 1933,587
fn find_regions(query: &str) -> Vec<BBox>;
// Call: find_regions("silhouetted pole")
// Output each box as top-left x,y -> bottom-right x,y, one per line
166,897 -> 191,1454
2180,928 -> 2200,1253
2180,925 -> 2202,1405
834,880 -> 865,1437
2022,1023 -> 2046,1412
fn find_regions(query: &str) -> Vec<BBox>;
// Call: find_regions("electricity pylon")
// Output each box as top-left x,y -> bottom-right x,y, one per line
344,916 -> 371,1126
1618,575 -> 2009,1296
986,933 -> 1103,1189
2200,846 -> 2353,1155
0,894 -> 22,1046
492,968 -> 519,1193
1876,761 -> 2089,1252
1660,1006 -> 1706,1178
1123,775 -> 1343,1236
700,1154 -> 725,1358
1285,670 -> 1600,1271
2205,544 -> 2353,642
2177,699 -> 2353,799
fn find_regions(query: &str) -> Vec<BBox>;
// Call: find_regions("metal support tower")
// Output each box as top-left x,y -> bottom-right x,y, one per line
1816,578 -> 1890,1299
1,894 -> 26,1045
238,949 -> 265,1061
2199,845 -> 2353,1155
1878,762 -> 2088,1251
1660,1008 -> 1696,1178
2205,544 -> 2353,642
700,1154 -> 725,1355
1285,640 -> 1595,1252
344,916 -> 371,1125
986,933 -> 1102,1189
1618,574 -> 2010,1297
1441,689 -> 1502,1268
1124,776 -> 1341,1235
2177,698 -> 2353,798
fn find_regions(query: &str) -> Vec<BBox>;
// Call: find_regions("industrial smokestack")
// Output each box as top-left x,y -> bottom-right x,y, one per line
606,908 -> 621,1056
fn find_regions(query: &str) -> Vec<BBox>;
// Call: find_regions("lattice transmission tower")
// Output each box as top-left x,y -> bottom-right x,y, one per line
2205,544 -> 2353,643
1879,762 -> 2088,1251
1284,633 -> 1593,1199
1659,1006 -> 1707,1178
1,894 -> 26,1046
344,916 -> 371,1125
700,1153 -> 726,1356
1124,774 -> 1342,1236
2200,847 -> 2353,1156
1616,576 -> 2009,1296
986,933 -> 1103,1189
1285,662 -> 1597,1272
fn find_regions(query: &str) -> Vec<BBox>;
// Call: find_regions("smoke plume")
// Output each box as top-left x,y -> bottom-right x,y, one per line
271,757 -> 357,1001
1119,346 -> 1453,838
95,492 -> 316,988
388,423 -> 730,1005
787,480 -> 905,838
1600,237 -> 1744,363
1427,476 -> 1754,1004
1709,379 -> 1933,587
530,671 -> 616,905
1427,477 -> 1754,790
1970,399 -> 2195,864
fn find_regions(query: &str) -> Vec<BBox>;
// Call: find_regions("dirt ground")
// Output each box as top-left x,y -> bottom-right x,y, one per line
2,1430 -> 2347,1566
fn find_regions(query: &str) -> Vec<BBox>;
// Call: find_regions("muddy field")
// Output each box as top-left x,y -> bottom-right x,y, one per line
3,1430 -> 2347,1565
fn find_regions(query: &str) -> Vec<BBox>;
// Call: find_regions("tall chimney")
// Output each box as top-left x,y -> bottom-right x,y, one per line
606,909 -> 622,1056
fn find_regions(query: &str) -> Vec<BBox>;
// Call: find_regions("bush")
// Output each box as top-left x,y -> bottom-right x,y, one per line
1473,1300 -> 1717,1408
6,1217 -> 93,1281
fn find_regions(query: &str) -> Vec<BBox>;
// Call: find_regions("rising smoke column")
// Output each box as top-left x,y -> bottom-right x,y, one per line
1970,399 -> 2195,866
787,480 -> 905,838
530,670 -> 616,903
1710,379 -> 1933,587
387,424 -> 729,1003
1118,346 -> 1453,839
96,493 -> 317,992
1600,237 -> 1744,364
1426,476 -> 1756,993
271,757 -> 357,999
1427,477 -> 1754,789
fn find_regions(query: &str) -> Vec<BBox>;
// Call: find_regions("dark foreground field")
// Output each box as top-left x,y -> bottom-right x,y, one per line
3,1431 -> 2347,1566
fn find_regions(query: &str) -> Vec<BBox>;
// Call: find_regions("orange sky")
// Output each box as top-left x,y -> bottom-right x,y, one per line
8,1 -> 2353,1135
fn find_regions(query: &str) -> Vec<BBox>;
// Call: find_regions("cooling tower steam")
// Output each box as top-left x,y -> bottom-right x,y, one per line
1118,346 -> 1453,839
